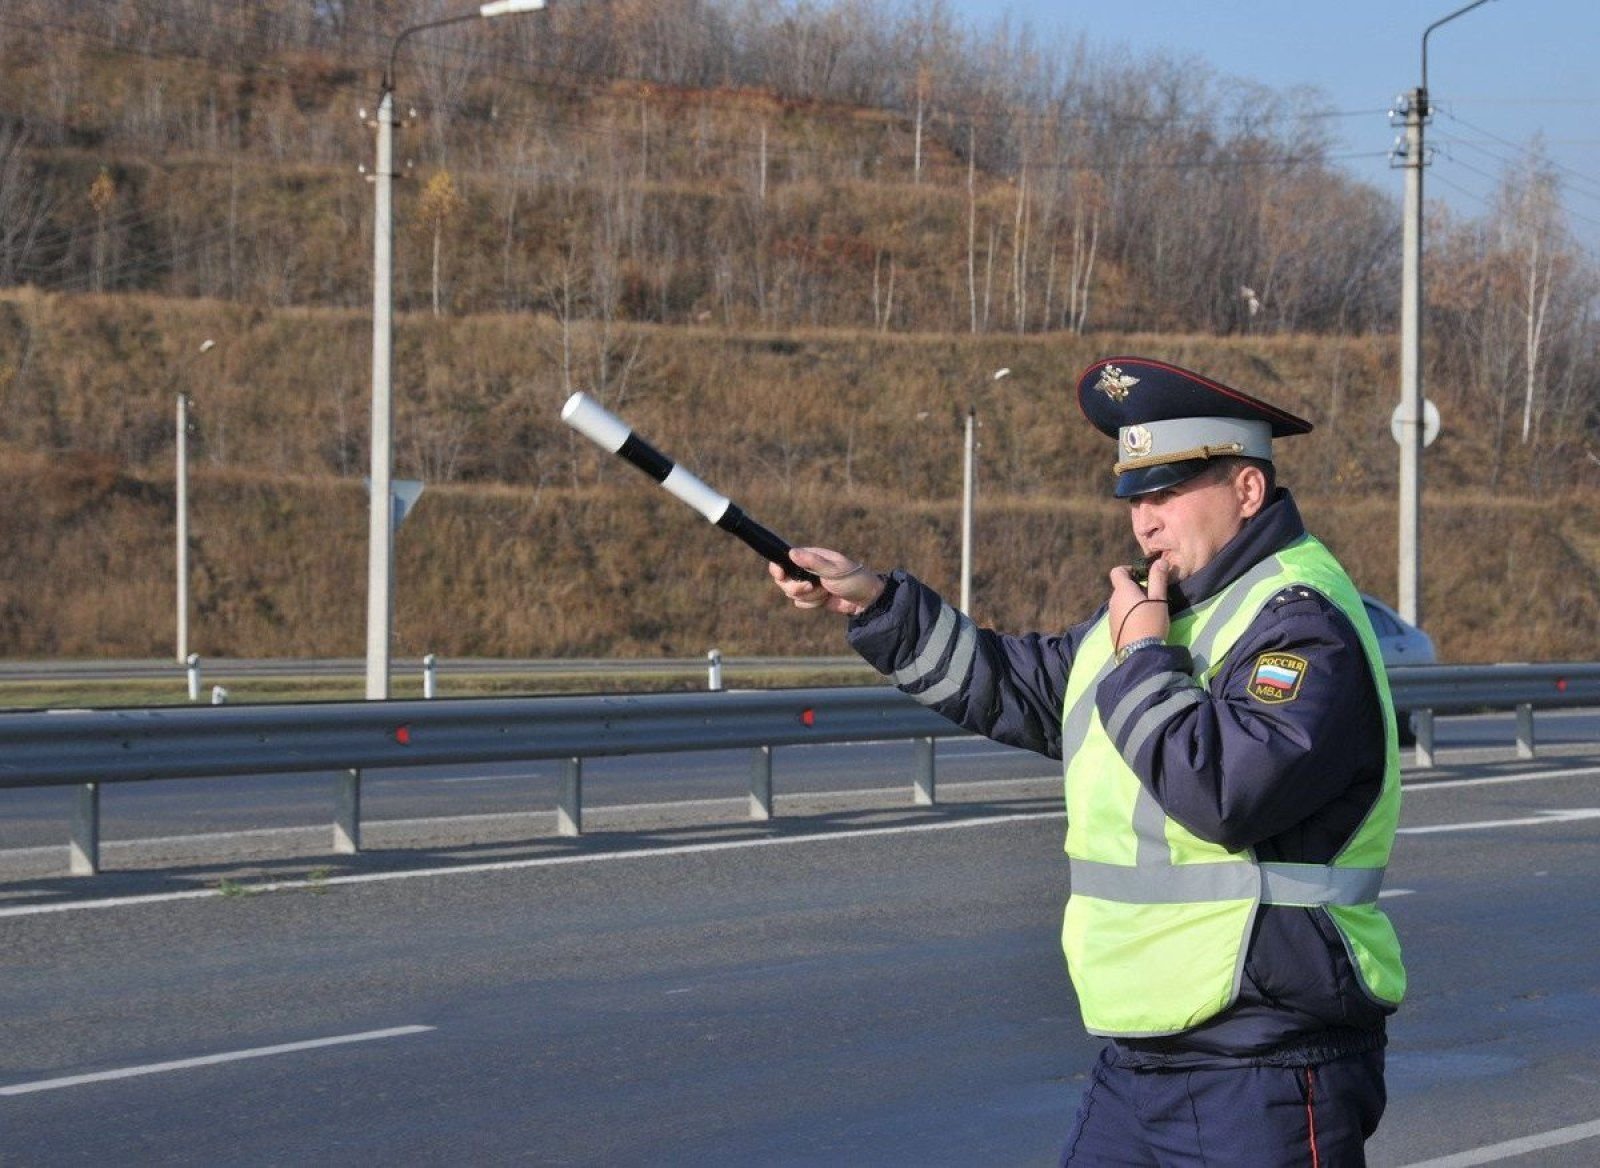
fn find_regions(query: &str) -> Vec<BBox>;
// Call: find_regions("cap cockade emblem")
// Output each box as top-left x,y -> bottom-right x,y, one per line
1096,364 -> 1140,402
1122,425 -> 1154,460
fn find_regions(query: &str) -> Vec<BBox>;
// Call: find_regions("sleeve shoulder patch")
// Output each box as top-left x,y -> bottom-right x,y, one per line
1247,651 -> 1308,704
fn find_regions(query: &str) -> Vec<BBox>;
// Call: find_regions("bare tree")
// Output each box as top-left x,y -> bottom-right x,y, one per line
417,169 -> 465,316
0,125 -> 55,285
1492,155 -> 1567,444
87,168 -> 117,293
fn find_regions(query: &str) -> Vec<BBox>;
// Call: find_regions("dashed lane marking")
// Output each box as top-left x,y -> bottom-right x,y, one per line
0,1026 -> 435,1097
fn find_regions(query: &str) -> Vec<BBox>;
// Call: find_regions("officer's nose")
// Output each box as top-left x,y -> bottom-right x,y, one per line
1130,499 -> 1160,542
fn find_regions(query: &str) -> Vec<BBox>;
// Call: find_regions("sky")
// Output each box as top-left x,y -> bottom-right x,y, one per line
944,0 -> 1600,249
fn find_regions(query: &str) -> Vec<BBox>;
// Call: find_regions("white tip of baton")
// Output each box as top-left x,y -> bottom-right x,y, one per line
561,392 -> 630,454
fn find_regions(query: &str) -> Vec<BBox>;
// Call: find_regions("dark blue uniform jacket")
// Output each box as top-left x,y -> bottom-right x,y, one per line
847,490 -> 1394,1068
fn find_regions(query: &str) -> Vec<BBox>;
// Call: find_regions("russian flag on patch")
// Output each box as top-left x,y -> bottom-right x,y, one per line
1247,652 -> 1308,703
1256,664 -> 1301,689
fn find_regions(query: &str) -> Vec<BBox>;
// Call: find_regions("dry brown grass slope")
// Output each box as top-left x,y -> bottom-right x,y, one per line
1,290 -> 1595,664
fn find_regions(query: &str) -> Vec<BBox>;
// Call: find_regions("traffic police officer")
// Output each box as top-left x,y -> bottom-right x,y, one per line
770,356 -> 1405,1165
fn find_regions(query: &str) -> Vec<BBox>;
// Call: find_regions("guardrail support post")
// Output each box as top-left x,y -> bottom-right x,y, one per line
707,649 -> 724,692
69,783 -> 100,876
335,770 -> 361,853
749,745 -> 773,820
559,758 -> 583,836
186,653 -> 201,702
1515,703 -> 1535,759
913,736 -> 936,805
1414,710 -> 1435,769
423,654 -> 438,699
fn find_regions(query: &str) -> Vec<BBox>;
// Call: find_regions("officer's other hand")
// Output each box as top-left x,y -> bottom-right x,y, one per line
1108,559 -> 1171,649
771,547 -> 885,616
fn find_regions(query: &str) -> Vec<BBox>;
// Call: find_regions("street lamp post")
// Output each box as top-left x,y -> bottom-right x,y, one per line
960,367 -> 1012,614
175,338 -> 216,664
1395,0 -> 1496,628
365,0 -> 548,701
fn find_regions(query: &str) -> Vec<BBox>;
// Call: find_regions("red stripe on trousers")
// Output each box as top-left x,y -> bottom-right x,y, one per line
1306,1067 -> 1320,1168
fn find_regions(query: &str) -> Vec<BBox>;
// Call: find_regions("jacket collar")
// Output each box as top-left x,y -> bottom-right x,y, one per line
1165,488 -> 1307,616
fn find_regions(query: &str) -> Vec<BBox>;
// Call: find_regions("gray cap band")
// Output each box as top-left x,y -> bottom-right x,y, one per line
1116,415 -> 1273,471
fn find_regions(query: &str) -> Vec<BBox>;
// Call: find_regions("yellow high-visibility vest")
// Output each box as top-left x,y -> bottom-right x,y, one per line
1059,535 -> 1405,1036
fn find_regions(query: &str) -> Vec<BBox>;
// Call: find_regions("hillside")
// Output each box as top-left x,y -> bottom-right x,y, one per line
2,290 -> 1596,667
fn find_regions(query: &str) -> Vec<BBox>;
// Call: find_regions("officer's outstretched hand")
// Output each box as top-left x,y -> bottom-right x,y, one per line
770,547 -> 885,617
1108,559 -> 1172,650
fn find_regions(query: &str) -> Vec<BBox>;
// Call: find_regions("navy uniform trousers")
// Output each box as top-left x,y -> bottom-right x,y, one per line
1059,1047 -> 1386,1167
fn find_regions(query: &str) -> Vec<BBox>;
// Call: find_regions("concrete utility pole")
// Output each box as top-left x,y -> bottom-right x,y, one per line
365,0 -> 548,700
1396,83 -> 1425,629
1395,0 -> 1497,629
959,367 -> 1011,615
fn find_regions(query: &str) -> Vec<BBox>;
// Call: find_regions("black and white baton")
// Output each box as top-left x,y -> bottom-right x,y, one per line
560,392 -> 820,584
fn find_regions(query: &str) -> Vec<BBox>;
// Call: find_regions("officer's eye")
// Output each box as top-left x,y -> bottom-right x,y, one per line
1133,488 -> 1175,507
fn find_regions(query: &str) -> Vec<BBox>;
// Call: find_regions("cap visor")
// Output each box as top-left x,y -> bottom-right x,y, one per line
1113,460 -> 1211,499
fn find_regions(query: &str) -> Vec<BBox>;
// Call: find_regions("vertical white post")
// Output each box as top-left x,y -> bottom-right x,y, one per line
913,736 -> 936,806
186,653 -> 201,702
1415,709 -> 1435,769
176,391 -> 190,663
749,745 -> 773,820
69,783 -> 100,876
960,408 -> 975,613
335,770 -> 361,854
707,649 -> 724,692
558,758 -> 583,837
367,88 -> 396,702
1515,703 -> 1535,759
423,653 -> 438,699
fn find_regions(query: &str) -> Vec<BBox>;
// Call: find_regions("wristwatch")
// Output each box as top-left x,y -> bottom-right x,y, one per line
1114,636 -> 1166,666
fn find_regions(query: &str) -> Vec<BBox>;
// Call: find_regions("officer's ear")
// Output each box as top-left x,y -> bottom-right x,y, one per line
1234,463 -> 1269,519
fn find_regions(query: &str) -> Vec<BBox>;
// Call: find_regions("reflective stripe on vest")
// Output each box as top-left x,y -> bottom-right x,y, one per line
1059,535 -> 1405,1036
1068,858 -> 1386,906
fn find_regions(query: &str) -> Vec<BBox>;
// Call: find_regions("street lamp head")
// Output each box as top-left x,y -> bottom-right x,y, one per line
480,0 -> 546,15
1420,0 -> 1497,93
388,1 -> 548,90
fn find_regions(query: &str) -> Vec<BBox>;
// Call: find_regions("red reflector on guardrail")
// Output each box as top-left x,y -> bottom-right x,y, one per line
1557,678 -> 1568,692
394,725 -> 412,745
800,708 -> 815,727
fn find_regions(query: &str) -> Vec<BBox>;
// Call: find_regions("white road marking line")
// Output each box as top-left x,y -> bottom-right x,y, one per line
1397,1117 -> 1600,1167
1401,764 -> 1600,792
0,812 -> 1063,918
434,774 -> 541,785
1398,808 -> 1600,835
0,1026 -> 435,1097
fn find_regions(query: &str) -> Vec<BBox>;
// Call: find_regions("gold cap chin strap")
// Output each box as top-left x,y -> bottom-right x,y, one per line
1113,442 -> 1246,476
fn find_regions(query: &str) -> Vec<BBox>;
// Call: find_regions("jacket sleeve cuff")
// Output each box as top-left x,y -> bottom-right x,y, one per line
1095,644 -> 1200,762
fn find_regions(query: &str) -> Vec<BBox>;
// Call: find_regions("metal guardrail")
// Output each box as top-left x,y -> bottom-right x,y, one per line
1388,663 -> 1600,712
1386,662 -> 1600,768
2,664 -> 1596,876
0,687 -> 957,876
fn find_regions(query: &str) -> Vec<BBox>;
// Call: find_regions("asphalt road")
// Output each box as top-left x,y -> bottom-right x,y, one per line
2,730 -> 1599,1164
